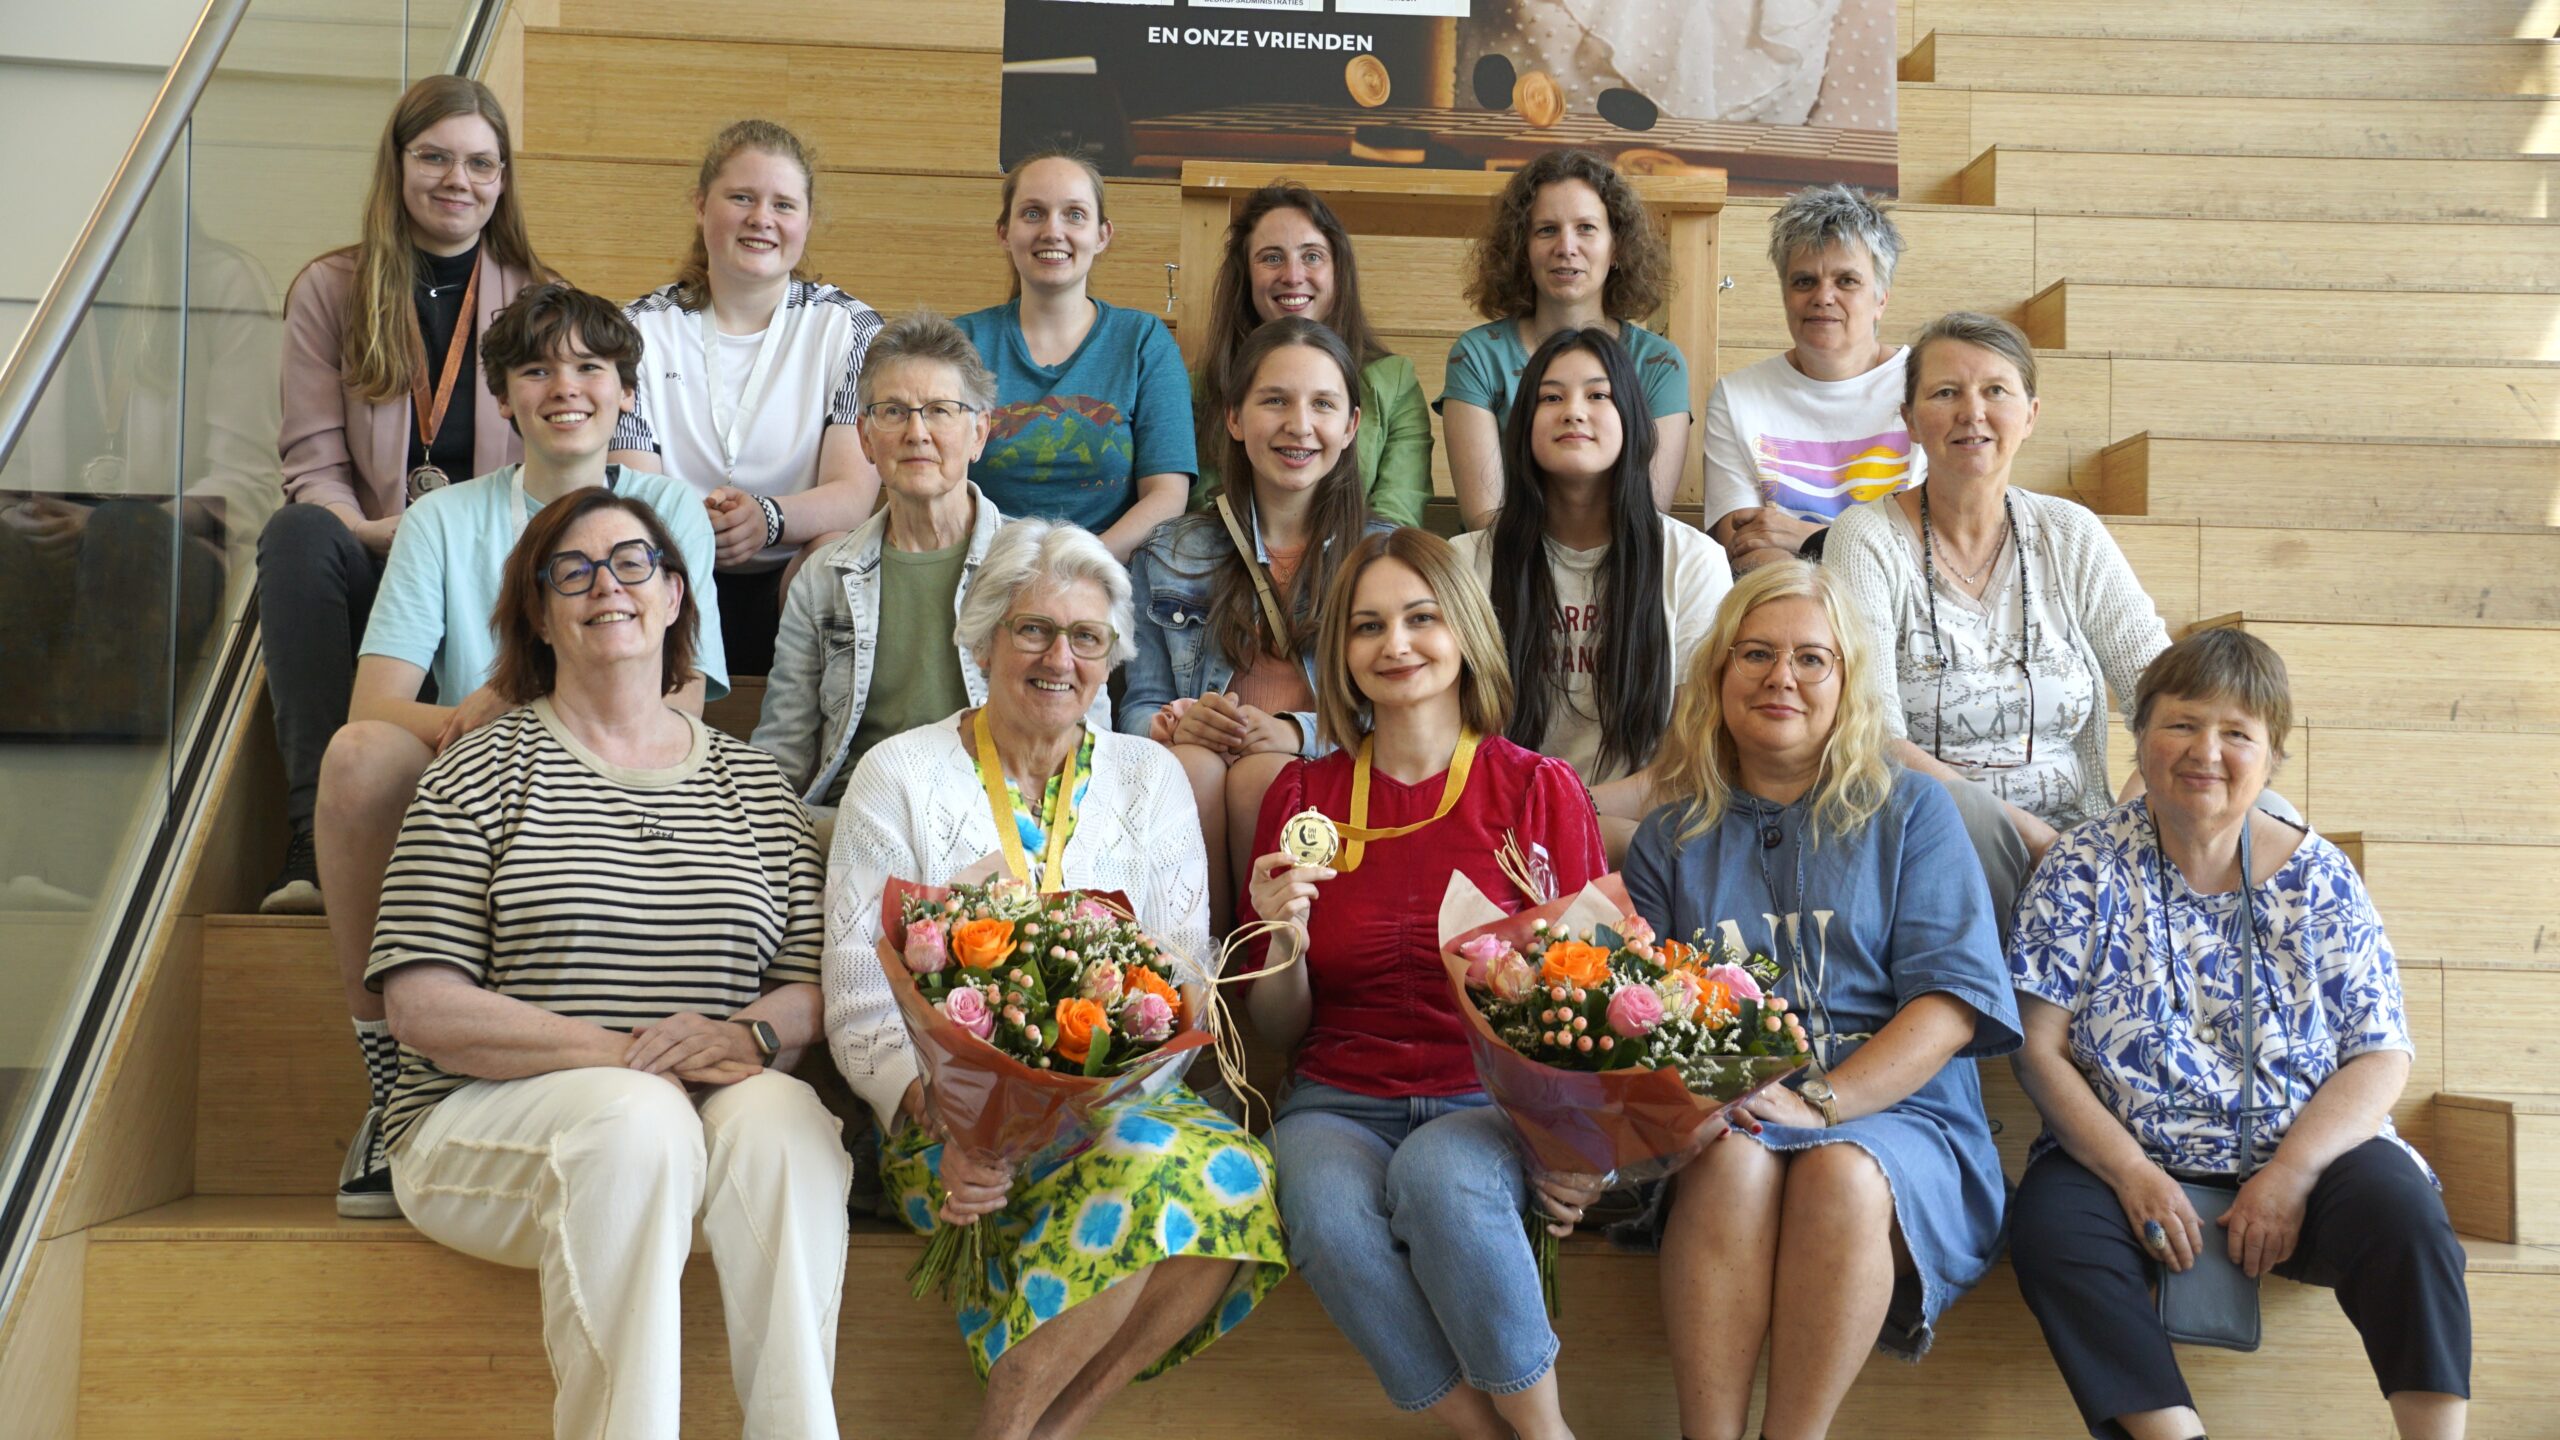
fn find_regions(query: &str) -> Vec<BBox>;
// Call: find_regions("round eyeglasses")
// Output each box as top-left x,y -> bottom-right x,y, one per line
1005,614 -> 1116,661
1728,642 -> 1839,685
544,539 -> 661,596
405,146 -> 505,184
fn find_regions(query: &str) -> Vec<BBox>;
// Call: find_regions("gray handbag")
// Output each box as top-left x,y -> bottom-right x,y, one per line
2156,820 -> 2265,1353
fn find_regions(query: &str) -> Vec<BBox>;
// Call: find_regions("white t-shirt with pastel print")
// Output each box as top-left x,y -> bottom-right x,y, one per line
1701,347 -> 1924,530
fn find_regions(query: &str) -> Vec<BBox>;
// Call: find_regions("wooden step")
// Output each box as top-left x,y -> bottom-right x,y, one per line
701,674 -> 765,740
2023,279 -> 2560,364
2191,614 -> 2560,732
2436,1093 -> 2560,1243
2444,961 -> 2560,1095
555,0 -> 1000,49
195,917 -> 355,1196
79,1194 -> 2560,1438
2303,728 -> 2560,839
1903,31 -> 2560,98
521,29 -> 996,173
2030,210 -> 2560,293
2106,355 -> 2560,444
2103,521 -> 2560,628
1908,0 -> 2560,42
1905,88 -> 2559,202
2101,434 -> 2560,530
1959,146 -> 2560,221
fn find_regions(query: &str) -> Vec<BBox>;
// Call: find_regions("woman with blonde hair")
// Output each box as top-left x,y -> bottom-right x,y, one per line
1440,148 -> 1687,529
611,119 -> 885,676
1622,561 -> 2018,1440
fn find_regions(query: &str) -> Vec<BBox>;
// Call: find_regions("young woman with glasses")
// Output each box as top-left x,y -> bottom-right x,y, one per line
610,119 -> 886,676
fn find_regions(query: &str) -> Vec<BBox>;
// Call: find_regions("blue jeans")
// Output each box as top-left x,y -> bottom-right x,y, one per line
1267,1080 -> 1555,1410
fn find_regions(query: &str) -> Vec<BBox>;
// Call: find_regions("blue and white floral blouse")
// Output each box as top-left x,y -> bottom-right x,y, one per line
2009,798 -> 2429,1182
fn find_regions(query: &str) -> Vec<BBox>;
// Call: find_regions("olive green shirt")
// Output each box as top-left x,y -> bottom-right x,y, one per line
824,536 -> 973,806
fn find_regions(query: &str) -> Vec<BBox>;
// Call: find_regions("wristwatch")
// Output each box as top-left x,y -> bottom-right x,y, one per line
742,1018 -> 780,1064
1799,1076 -> 1842,1127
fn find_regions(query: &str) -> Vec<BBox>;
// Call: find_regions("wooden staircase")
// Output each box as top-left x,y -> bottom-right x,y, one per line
25,0 -> 2560,1434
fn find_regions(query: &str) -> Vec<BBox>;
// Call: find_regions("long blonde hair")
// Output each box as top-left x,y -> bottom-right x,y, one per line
333,75 -> 547,403
671,119 -> 822,311
1653,561 -> 1897,843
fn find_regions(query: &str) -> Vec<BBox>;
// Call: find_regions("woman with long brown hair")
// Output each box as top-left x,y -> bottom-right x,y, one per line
1188,181 -> 1430,527
610,119 -> 886,676
257,74 -> 548,1205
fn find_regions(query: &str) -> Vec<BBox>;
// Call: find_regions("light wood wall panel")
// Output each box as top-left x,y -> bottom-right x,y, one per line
2218,619 -> 2560,732
1910,0 -> 2560,41
2109,357 -> 2560,444
557,0 -> 1003,49
2363,838 -> 2560,964
2025,281 -> 2560,365
1968,147 -> 2560,222
2308,729 -> 2560,838
1904,32 -> 2560,99
2195,526 -> 2560,627
0,1231 -> 83,1440
2110,434 -> 2560,530
2446,965 -> 2560,1093
2029,212 -> 2560,293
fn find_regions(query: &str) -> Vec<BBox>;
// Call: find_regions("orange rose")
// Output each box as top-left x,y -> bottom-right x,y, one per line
1539,940 -> 1610,990
1123,963 -> 1186,1025
1053,997 -> 1111,1064
951,918 -> 1017,971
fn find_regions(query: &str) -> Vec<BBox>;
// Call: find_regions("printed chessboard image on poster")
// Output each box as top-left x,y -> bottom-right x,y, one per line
1001,0 -> 1899,194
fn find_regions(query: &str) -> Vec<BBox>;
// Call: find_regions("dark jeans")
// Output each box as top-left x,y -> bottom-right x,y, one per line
256,504 -> 388,831
2008,1140 -> 2471,1438
715,564 -> 784,679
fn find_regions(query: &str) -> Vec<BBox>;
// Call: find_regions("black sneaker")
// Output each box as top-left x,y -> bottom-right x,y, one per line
260,828 -> 323,915
336,1106 -> 401,1219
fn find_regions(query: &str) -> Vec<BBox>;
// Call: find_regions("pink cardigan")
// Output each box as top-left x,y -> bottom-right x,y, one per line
277,248 -> 537,518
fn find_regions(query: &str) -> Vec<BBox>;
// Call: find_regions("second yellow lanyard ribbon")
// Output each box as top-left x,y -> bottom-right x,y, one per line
973,708 -> 1086,890
1335,728 -> 1481,871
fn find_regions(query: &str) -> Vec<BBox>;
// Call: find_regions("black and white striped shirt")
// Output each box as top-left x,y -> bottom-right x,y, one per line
367,700 -> 823,1148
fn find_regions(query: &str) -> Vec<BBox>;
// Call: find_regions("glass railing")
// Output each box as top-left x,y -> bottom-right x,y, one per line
0,0 -> 482,1273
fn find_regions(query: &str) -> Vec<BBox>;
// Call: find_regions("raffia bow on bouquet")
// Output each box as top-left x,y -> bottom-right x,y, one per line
1437,873 -> 1812,1313
876,877 -> 1218,1302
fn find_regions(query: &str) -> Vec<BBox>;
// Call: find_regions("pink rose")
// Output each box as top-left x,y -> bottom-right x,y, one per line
904,918 -> 949,974
1081,963 -> 1124,1004
1124,991 -> 1176,1044
940,986 -> 995,1041
1606,983 -> 1665,1038
1701,963 -> 1762,1003
1073,897 -> 1114,923
1489,954 -> 1539,1003
1616,914 -> 1656,946
1457,933 -> 1513,988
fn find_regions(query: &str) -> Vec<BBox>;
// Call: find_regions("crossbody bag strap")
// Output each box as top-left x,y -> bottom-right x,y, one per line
2234,819 -> 2261,1181
1214,492 -> 1294,659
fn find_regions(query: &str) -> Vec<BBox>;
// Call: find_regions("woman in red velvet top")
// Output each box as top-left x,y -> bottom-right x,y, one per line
1237,526 -> 1607,1440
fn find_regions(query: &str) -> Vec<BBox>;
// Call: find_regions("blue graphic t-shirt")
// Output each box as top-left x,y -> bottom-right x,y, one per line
955,299 -> 1197,536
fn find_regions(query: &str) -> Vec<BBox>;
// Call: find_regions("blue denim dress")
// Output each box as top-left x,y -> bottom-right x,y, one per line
1621,767 -> 2024,1358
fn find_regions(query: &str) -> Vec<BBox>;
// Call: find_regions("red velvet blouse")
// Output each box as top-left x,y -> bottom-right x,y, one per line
1235,734 -> 1606,1097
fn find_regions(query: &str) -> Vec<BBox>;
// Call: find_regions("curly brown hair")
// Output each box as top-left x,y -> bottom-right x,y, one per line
1461,149 -> 1673,324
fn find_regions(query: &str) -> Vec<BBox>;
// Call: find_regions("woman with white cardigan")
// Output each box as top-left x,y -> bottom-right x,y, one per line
1822,312 -> 2294,927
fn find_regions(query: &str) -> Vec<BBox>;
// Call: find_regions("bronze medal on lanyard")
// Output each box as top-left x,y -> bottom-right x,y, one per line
407,260 -> 481,504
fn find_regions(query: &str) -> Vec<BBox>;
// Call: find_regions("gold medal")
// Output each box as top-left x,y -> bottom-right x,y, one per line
1280,809 -> 1341,869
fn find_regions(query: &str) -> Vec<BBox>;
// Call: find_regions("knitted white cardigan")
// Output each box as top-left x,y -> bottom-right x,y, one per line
821,718 -> 1214,1129
1823,490 -> 2172,827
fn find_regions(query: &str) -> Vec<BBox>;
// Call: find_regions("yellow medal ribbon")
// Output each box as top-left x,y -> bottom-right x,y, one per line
1334,728 -> 1481,872
972,708 -> 1085,890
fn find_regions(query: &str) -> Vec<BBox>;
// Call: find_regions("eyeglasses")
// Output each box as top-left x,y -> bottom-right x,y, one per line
544,539 -> 661,596
406,146 -> 505,184
859,400 -> 979,431
1005,613 -> 1115,661
1728,643 -> 1839,685
1930,663 -> 2038,772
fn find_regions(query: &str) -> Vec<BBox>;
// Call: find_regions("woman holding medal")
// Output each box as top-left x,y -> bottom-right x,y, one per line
1620,560 -> 2018,1440
1236,527 -> 1608,1439
261,74 -> 549,915
822,517 -> 1287,1438
1123,317 -> 1390,928
611,120 -> 886,677
2008,628 -> 2465,1440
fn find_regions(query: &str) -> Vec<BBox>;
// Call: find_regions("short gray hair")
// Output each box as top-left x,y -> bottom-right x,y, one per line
954,518 -> 1137,669
1766,184 -> 1905,290
855,308 -> 998,412
1902,311 -> 2039,408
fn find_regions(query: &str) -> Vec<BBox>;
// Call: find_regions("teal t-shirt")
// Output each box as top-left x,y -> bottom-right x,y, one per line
361,463 -> 731,702
1437,318 -> 1691,435
955,298 -> 1197,535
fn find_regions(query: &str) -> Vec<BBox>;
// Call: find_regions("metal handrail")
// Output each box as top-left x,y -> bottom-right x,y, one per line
0,0 -> 250,477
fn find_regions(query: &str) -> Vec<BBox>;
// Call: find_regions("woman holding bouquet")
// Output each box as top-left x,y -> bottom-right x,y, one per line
823,517 -> 1286,1440
1239,527 -> 1610,1440
1623,561 -> 2020,1440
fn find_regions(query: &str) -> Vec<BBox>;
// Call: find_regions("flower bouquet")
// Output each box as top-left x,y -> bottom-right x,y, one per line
877,877 -> 1214,1300
1439,876 -> 1812,1311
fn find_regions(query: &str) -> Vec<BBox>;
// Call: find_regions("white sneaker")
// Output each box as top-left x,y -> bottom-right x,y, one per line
336,1106 -> 401,1219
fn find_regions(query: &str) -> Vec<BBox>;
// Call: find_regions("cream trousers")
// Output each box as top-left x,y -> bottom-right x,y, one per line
391,1067 -> 852,1440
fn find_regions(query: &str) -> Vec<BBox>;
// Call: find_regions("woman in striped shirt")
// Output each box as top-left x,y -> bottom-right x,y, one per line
367,487 -> 847,1440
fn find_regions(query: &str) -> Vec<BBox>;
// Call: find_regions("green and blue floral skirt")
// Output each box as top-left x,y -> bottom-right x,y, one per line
884,1082 -> 1290,1381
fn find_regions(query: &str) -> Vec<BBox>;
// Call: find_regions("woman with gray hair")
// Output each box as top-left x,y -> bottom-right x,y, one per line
756,309 -> 1105,821
820,515 -> 1288,1436
1702,183 -> 1920,572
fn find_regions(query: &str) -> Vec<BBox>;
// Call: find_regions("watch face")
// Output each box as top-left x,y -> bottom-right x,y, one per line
750,1019 -> 779,1058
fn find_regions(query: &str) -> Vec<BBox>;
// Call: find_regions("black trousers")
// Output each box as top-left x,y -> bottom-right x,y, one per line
714,564 -> 785,680
2009,1139 -> 2470,1439
256,504 -> 388,831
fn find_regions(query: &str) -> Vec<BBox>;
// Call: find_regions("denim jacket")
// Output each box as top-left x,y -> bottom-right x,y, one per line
1119,512 -> 1390,759
751,485 -> 1012,808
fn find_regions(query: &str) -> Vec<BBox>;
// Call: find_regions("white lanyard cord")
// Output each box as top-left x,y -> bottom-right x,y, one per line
699,294 -> 795,481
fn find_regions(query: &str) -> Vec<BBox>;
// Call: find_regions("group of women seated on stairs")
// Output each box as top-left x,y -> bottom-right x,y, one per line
254,71 -> 2473,1440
